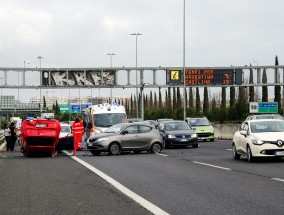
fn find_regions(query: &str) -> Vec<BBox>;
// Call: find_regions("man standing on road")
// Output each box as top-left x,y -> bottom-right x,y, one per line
9,122 -> 16,152
72,117 -> 84,155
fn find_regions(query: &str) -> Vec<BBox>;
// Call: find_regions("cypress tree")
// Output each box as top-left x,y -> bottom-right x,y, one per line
189,87 -> 194,108
249,64 -> 255,102
236,87 -> 248,120
149,90 -> 153,109
274,55 -> 282,113
211,95 -> 217,121
130,94 -> 133,117
158,87 -> 162,109
230,87 -> 236,107
221,87 -> 226,109
173,87 -> 176,109
176,87 -> 182,109
203,87 -> 209,117
43,95 -> 46,110
165,89 -> 168,109
168,87 -> 172,111
185,88 -> 188,109
262,68 -> 268,102
195,87 -> 201,115
154,92 -> 158,108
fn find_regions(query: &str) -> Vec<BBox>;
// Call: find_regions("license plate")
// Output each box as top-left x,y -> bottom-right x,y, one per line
275,151 -> 284,156
35,124 -> 48,128
180,139 -> 187,142
200,137 -> 206,140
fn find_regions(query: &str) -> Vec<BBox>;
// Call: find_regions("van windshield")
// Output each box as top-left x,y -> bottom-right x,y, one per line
94,113 -> 127,127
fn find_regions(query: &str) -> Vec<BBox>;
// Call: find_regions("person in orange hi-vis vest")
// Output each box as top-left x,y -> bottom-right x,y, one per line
72,117 -> 84,155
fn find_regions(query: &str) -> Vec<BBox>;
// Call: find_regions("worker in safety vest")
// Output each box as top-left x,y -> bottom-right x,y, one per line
72,117 -> 84,155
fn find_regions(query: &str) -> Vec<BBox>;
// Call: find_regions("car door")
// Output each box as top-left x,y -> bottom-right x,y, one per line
238,122 -> 249,154
120,125 -> 143,149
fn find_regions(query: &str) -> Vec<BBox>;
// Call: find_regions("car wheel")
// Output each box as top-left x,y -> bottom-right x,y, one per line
90,150 -> 101,156
232,143 -> 241,160
109,143 -> 120,155
151,143 -> 162,153
247,145 -> 254,162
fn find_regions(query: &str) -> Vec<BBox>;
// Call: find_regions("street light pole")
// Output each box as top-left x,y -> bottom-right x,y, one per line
107,53 -> 116,105
38,56 -> 43,114
131,33 -> 142,118
182,0 -> 186,120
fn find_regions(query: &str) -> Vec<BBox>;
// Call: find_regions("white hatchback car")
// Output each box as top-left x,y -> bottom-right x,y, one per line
232,119 -> 284,162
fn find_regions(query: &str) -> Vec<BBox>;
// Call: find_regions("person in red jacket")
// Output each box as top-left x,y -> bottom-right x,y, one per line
72,117 -> 84,155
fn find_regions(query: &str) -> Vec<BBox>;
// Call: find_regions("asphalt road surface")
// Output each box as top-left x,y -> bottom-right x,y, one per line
1,140 -> 284,215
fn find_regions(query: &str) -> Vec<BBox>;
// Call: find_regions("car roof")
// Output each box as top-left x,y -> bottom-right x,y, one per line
246,119 -> 284,123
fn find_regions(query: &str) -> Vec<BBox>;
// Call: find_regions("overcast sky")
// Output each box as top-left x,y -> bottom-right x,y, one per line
0,0 -> 283,102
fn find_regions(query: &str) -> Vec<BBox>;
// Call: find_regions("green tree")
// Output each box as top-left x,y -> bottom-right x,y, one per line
158,87 -> 162,109
236,87 -> 248,120
153,92 -> 158,108
274,55 -> 282,113
43,96 -> 46,111
167,87 -> 172,111
195,87 -> 201,115
262,68 -> 268,102
189,87 -> 194,108
249,64 -> 255,102
149,90 -> 153,109
176,87 -> 182,110
203,87 -> 209,117
173,87 -> 176,109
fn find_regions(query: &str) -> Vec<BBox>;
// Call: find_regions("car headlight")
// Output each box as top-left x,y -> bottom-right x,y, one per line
251,137 -> 264,145
168,134 -> 176,139
191,133 -> 198,138
96,137 -> 109,142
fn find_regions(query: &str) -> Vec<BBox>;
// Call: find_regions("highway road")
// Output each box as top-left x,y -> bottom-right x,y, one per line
1,140 -> 284,215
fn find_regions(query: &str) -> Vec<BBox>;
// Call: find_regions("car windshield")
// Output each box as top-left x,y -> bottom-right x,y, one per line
164,122 -> 191,131
104,124 -> 125,133
94,113 -> 127,127
188,118 -> 210,126
61,126 -> 71,133
250,121 -> 284,133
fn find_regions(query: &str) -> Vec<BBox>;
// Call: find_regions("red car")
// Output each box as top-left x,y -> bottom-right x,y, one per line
20,118 -> 61,157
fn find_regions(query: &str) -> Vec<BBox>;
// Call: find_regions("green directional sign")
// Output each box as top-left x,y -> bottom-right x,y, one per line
258,102 -> 278,113
59,104 -> 70,113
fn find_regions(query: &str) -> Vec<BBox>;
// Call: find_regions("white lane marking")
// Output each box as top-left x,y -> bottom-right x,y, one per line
272,178 -> 284,183
62,150 -> 170,215
226,149 -> 232,151
193,161 -> 231,171
156,153 -> 168,157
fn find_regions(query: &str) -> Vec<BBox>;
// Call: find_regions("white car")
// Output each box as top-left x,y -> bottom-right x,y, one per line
232,119 -> 284,162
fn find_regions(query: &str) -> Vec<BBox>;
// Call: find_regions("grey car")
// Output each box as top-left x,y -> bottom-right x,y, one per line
87,123 -> 163,155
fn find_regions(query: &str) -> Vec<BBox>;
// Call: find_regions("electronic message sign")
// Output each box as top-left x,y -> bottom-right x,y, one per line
167,69 -> 242,85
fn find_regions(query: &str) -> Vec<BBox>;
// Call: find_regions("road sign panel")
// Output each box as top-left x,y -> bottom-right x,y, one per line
258,102 -> 278,113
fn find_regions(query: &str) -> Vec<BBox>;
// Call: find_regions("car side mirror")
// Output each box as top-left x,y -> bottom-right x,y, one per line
240,130 -> 247,136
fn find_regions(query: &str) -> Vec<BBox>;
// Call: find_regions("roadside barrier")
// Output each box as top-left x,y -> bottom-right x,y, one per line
213,124 -> 240,140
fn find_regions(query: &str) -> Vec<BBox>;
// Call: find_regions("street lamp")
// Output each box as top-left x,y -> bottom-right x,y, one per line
182,0 -> 186,120
38,56 -> 43,113
107,53 -> 116,105
131,33 -> 142,118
